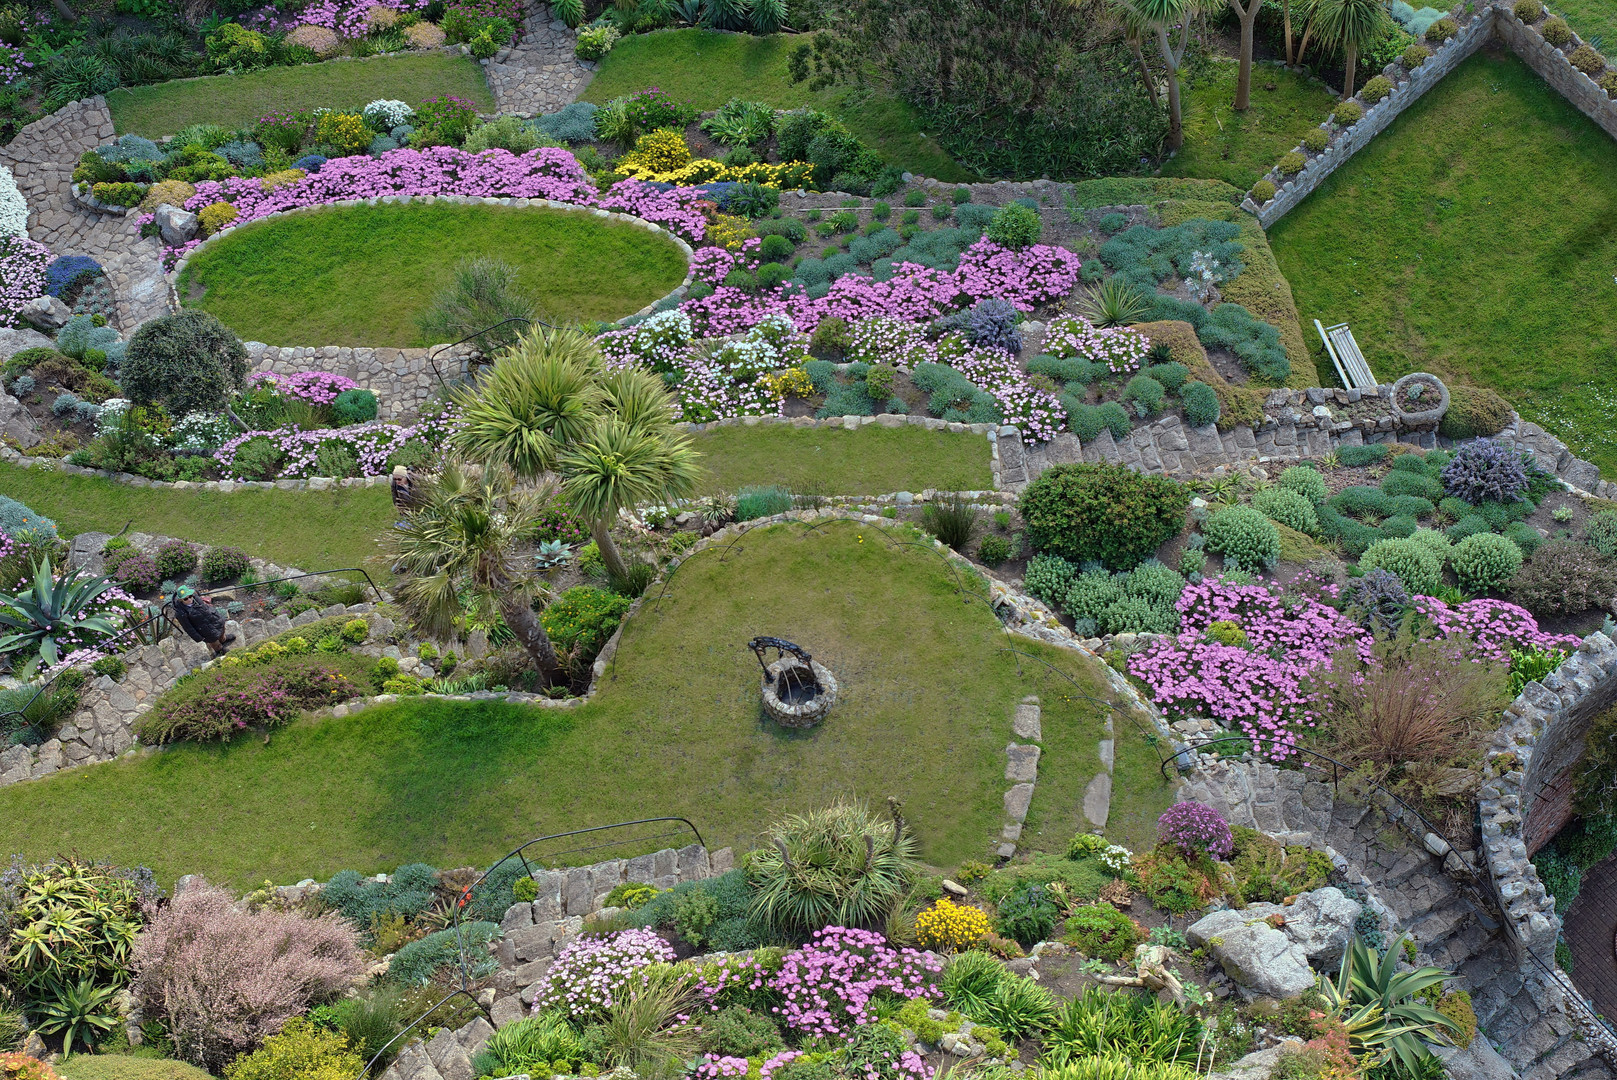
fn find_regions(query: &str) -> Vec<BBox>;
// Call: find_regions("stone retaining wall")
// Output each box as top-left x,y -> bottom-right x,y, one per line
1248,2 -> 1617,226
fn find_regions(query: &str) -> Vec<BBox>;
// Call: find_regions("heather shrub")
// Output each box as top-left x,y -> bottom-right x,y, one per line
1020,464 -> 1189,570
1302,128 -> 1329,152
1251,180 -> 1276,203
1279,465 -> 1328,505
1441,440 -> 1529,505
1334,101 -> 1364,124
1403,43 -> 1432,66
1277,151 -> 1306,175
1344,568 -> 1411,628
223,1018 -> 363,1080
1252,486 -> 1319,534
1510,540 -> 1617,616
1425,15 -> 1458,40
132,883 -> 366,1071
155,541 -> 198,580
1451,533 -> 1523,594
1569,44 -> 1607,75
1359,537 -> 1443,597
1203,505 -> 1280,574
1360,76 -> 1394,104
1541,15 -> 1571,45
1438,385 -> 1513,439
1513,0 -> 1542,20
1157,801 -> 1233,860
134,654 -> 367,744
200,545 -> 250,583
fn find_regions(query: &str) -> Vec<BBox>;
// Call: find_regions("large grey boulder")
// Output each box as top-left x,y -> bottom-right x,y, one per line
19,295 -> 69,331
0,389 -> 39,448
1434,1037 -> 1513,1080
1283,886 -> 1362,966
0,325 -> 54,358
1188,906 -> 1314,1000
68,531 -> 113,573
155,204 -> 199,245
1208,1041 -> 1304,1080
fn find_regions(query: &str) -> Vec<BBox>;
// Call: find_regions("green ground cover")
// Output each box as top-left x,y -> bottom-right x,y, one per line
690,424 -> 993,495
1555,0 -> 1617,53
1269,48 -> 1617,475
0,522 -> 1168,886
581,30 -> 975,182
180,203 -> 688,347
107,54 -> 495,137
1162,59 -> 1339,189
0,462 -> 393,574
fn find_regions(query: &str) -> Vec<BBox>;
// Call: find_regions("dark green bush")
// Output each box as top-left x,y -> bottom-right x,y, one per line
1203,505 -> 1280,573
1062,903 -> 1141,961
1439,385 -> 1513,438
1181,381 -> 1220,427
1338,444 -> 1389,467
1019,463 -> 1189,570
322,863 -> 439,931
332,388 -> 378,424
122,310 -> 248,416
995,883 -> 1059,947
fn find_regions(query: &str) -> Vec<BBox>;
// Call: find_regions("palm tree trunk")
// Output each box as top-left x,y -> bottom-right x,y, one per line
499,594 -> 564,675
1128,35 -> 1160,107
591,519 -> 630,582
1232,0 -> 1259,110
1156,25 -> 1184,151
1284,0 -> 1294,64
1297,18 -> 1316,65
1343,42 -> 1358,100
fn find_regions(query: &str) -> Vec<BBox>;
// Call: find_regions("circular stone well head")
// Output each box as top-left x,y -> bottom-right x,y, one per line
761,658 -> 838,728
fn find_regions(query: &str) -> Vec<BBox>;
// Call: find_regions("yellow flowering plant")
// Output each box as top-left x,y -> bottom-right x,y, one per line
623,127 -> 691,172
761,367 -> 816,400
615,157 -> 815,189
914,897 -> 991,951
706,213 -> 754,251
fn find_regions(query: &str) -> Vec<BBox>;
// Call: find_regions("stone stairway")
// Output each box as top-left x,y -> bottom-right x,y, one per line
1179,759 -> 1617,1080
481,2 -> 594,117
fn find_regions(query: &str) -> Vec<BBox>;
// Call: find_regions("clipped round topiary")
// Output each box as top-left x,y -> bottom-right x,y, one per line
1541,15 -> 1572,45
1252,486 -> 1319,534
1452,532 -> 1524,594
1203,505 -> 1281,574
1513,0 -> 1543,21
1302,128 -> 1330,153
1403,43 -> 1432,67
1277,151 -> 1306,175
1569,44 -> 1607,75
1360,537 -> 1443,596
1251,179 -> 1276,204
122,310 -> 248,417
1438,384 -> 1513,439
1425,16 -> 1458,41
1333,100 -> 1364,125
1278,464 -> 1329,506
1360,75 -> 1394,104
1019,463 -> 1190,570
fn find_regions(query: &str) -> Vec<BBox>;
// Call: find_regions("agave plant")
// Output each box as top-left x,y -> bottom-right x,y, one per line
747,801 -> 920,937
1317,933 -> 1458,1075
1077,276 -> 1152,328
29,977 -> 121,1056
535,539 -> 571,569
0,557 -> 124,667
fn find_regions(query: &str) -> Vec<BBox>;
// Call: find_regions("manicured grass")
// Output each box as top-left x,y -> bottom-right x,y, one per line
0,522 -> 1170,887
581,30 -> 976,182
690,424 -> 994,495
180,203 -> 689,347
1556,0 -> 1617,55
1269,48 -> 1617,476
0,462 -> 393,574
107,54 -> 495,137
1162,60 -> 1339,190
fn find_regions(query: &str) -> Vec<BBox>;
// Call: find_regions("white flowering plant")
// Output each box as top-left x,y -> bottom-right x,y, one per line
171,411 -> 237,453
362,99 -> 415,130
0,165 -> 28,238
1099,844 -> 1131,875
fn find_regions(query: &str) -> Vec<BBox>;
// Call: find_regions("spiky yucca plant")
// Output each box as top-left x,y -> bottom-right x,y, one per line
1318,933 -> 1458,1076
747,801 -> 919,938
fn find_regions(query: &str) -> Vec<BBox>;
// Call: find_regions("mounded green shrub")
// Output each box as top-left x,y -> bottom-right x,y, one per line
1585,510 -> 1617,557
1024,553 -> 1078,608
1252,486 -> 1319,534
1569,44 -> 1607,75
122,310 -> 248,416
1359,76 -> 1394,104
1063,570 -> 1126,623
1425,16 -> 1458,41
1359,537 -> 1443,596
1019,463 -> 1189,570
1541,15 -> 1572,45
1338,443 -> 1389,467
1122,374 -> 1166,415
1439,385 -> 1513,439
1452,532 -> 1524,594
1513,0 -> 1543,21
1203,505 -> 1281,573
1403,43 -> 1432,67
1302,128 -> 1329,153
1277,151 -> 1306,175
1278,465 -> 1328,505
1334,100 -> 1364,125
1251,180 -> 1276,203
1408,527 -> 1453,566
1380,469 -> 1444,501
1181,381 -> 1220,427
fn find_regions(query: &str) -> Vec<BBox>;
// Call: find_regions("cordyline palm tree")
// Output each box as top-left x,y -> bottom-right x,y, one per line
1110,0 -> 1161,107
1228,0 -> 1267,109
381,460 -> 563,677
1310,0 -> 1389,99
451,327 -> 703,583
1118,0 -> 1203,150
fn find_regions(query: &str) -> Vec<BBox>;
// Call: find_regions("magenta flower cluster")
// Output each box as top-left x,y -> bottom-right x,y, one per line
0,529 -> 13,564
532,927 -> 677,1020
249,370 -> 360,406
0,235 -> 52,328
243,0 -> 427,39
1127,577 -> 1371,757
759,1051 -> 805,1080
951,345 -> 1065,442
692,1056 -> 750,1079
1410,596 -> 1582,662
1157,800 -> 1234,860
769,926 -> 939,1037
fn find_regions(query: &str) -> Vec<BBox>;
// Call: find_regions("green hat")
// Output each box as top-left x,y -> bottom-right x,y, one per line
175,586 -> 196,599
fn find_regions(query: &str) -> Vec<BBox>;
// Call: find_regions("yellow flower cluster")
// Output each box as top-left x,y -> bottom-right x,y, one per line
705,213 -> 753,251
314,110 -> 372,156
914,898 -> 991,951
615,157 -> 815,190
623,127 -> 692,172
259,168 -> 308,192
761,366 -> 816,400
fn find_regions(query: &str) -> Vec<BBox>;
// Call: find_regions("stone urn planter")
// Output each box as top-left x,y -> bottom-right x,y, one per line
1391,371 -> 1449,427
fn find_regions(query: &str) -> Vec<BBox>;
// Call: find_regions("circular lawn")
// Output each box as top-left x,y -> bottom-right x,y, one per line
177,202 -> 689,348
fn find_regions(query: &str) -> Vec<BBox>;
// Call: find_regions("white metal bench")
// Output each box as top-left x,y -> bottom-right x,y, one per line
1315,319 -> 1378,390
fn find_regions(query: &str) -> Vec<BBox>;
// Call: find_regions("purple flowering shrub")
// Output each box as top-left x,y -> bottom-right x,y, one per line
214,409 -> 455,479
133,653 -> 363,744
243,0 -> 427,39
1157,801 -> 1233,860
249,371 -> 360,407
1440,440 -> 1530,505
532,928 -> 677,1020
0,235 -> 51,327
769,926 -> 939,1037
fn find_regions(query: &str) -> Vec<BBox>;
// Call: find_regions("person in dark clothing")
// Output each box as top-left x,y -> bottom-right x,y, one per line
172,586 -> 235,656
391,465 -> 416,513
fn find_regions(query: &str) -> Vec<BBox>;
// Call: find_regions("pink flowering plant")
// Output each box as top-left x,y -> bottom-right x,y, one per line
213,410 -> 454,480
1409,596 -> 1580,662
248,371 -> 360,407
0,236 -> 51,327
532,928 -> 677,1020
1157,801 -> 1234,860
243,0 -> 427,39
769,926 -> 939,1037
1042,315 -> 1151,374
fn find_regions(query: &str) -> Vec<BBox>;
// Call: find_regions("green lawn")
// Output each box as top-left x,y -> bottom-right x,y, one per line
1269,48 -> 1617,476
1162,59 -> 1339,189
1555,0 -> 1617,53
0,463 -> 393,574
690,424 -> 994,495
581,30 -> 975,182
107,54 -> 495,137
180,204 -> 688,347
0,522 -> 1171,887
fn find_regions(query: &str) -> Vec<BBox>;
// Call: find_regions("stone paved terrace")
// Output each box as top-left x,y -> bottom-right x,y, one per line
482,2 -> 594,116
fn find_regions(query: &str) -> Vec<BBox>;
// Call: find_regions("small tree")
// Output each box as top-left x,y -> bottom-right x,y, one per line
121,311 -> 248,417
416,257 -> 535,357
1118,0 -> 1204,150
1311,0 -> 1390,99
1229,0 -> 1267,109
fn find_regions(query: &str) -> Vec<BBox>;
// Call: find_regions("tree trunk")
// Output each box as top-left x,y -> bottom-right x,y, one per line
1283,0 -> 1294,64
499,594 -> 564,676
1129,36 -> 1160,107
1297,19 -> 1316,65
591,519 -> 630,583
1343,42 -> 1358,100
50,0 -> 75,21
1156,25 -> 1184,150
1231,0 -> 1260,110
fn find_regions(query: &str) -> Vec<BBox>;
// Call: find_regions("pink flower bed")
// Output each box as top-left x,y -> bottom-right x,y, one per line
243,0 -> 427,39
0,235 -> 51,327
249,371 -> 359,406
213,409 -> 456,480
769,926 -> 939,1037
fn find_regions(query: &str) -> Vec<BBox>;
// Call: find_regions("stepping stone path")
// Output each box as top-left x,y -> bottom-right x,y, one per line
999,696 -> 1041,858
482,3 -> 595,117
1084,715 -> 1114,830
